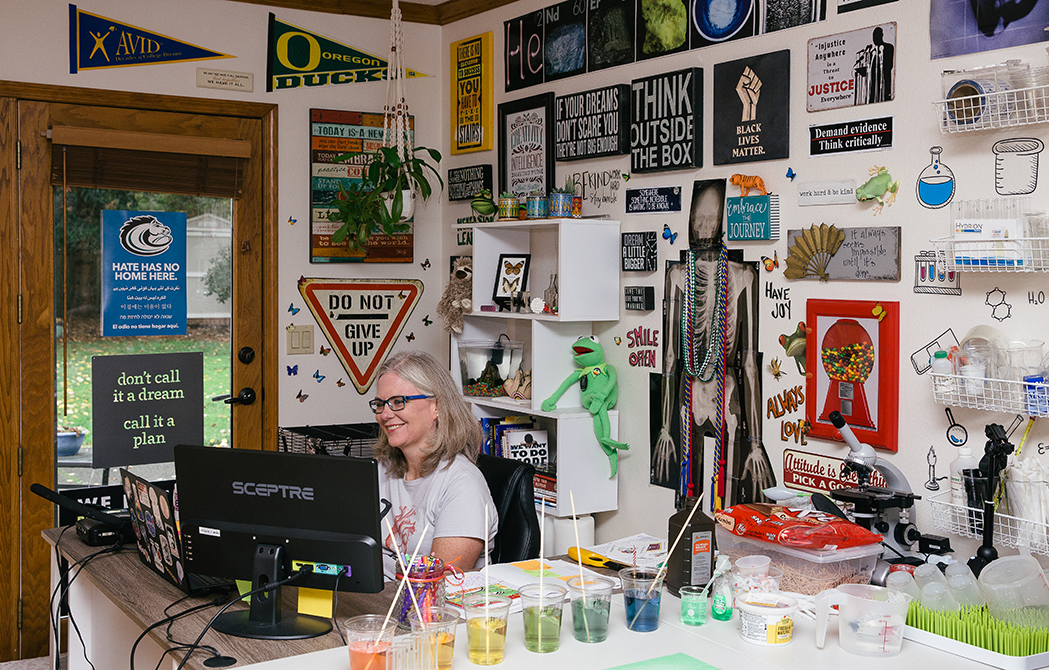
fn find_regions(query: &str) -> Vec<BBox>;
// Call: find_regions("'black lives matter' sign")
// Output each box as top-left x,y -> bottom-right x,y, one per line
92,352 -> 204,468
448,165 -> 493,201
555,85 -> 629,161
630,68 -> 702,173
713,50 -> 790,166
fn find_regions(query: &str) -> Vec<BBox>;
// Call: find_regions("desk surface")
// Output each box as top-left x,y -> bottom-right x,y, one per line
45,527 -> 998,670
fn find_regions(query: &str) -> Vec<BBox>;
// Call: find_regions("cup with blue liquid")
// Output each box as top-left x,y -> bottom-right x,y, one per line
620,567 -> 663,632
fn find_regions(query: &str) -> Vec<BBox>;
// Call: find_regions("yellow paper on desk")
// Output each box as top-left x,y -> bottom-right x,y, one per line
298,587 -> 333,618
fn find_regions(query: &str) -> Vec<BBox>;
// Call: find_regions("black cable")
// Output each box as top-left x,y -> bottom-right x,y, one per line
174,566 -> 313,670
880,540 -> 906,560
331,566 -> 346,646
49,531 -> 126,670
49,526 -> 73,670
129,596 -> 225,670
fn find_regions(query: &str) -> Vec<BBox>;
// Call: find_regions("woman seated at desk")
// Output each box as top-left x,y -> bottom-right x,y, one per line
371,350 -> 498,578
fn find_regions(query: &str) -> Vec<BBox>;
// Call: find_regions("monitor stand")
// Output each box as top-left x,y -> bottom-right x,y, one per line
212,544 -> 332,640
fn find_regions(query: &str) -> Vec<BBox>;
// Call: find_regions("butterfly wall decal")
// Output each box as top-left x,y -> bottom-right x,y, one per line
785,167 -> 797,181
288,303 -> 300,315
319,345 -> 331,356
769,358 -> 785,380
420,258 -> 431,270
761,250 -> 779,272
501,277 -> 520,293
406,332 -> 416,342
872,302 -> 887,322
336,378 -> 346,387
287,215 -> 297,225
296,389 -> 308,403
313,370 -> 325,382
662,223 -> 678,244
286,365 -> 298,376
614,336 -> 622,346
504,260 -> 524,275
422,315 -> 433,326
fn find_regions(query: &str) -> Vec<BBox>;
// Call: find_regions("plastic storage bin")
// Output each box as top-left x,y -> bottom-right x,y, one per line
715,526 -> 882,596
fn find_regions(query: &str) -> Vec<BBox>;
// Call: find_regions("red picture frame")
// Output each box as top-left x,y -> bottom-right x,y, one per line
805,299 -> 899,452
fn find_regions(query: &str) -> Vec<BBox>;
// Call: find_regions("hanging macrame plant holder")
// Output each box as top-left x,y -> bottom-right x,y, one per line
381,0 -> 415,222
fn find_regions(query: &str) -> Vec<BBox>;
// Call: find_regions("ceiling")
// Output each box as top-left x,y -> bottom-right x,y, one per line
227,0 -> 523,25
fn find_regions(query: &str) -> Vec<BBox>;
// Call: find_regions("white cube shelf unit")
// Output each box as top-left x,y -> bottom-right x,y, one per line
451,218 -> 621,516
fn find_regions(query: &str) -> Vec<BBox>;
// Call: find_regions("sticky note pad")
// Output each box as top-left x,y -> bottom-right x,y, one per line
298,586 -> 333,618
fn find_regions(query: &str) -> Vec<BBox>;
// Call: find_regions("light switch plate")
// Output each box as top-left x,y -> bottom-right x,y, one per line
287,324 -> 315,355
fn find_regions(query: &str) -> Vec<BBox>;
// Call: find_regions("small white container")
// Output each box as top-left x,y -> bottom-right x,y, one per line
736,592 -> 797,646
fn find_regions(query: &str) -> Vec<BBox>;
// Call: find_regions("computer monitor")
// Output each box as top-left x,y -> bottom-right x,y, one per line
173,444 -> 386,640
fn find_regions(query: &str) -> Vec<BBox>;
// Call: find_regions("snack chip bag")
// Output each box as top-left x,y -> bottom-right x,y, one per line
714,503 -> 882,550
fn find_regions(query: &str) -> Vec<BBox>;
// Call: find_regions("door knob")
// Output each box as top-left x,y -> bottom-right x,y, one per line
211,388 -> 256,405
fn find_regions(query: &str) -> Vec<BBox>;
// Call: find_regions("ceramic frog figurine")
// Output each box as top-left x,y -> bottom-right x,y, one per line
541,335 -> 629,477
856,165 -> 898,215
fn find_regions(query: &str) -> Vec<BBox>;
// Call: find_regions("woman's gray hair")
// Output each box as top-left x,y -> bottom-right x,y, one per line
372,350 -> 482,478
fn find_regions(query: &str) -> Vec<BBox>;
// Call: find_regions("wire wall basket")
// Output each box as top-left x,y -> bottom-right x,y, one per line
936,61 -> 1049,133
931,236 -> 1049,273
277,423 -> 379,458
932,373 -> 1049,416
929,491 -> 1049,557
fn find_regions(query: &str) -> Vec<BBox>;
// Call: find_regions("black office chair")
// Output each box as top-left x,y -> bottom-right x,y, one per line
475,454 -> 541,563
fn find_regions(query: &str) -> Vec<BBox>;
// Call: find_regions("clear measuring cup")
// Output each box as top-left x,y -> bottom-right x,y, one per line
815,584 -> 911,657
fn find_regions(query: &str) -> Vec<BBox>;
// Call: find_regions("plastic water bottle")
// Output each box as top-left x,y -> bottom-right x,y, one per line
950,445 -> 979,507
931,350 -> 953,395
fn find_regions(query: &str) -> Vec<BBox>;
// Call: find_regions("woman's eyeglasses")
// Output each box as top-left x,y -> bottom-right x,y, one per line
368,394 -> 433,413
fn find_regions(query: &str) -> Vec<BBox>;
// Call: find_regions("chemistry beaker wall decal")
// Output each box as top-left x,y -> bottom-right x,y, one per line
993,138 -> 1043,196
916,146 -> 955,209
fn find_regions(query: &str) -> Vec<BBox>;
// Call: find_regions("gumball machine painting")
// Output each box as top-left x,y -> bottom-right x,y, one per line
818,319 -> 876,429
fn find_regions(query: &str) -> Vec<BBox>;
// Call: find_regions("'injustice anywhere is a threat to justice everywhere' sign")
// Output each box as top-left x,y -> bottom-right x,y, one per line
555,85 -> 629,161
92,352 -> 204,468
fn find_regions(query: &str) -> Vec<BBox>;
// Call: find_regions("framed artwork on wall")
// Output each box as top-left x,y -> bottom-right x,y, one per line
805,298 -> 899,451
492,253 -> 531,308
498,93 -> 555,199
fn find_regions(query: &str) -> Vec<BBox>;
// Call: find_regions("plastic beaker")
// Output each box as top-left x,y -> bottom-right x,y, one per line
885,571 -> 921,601
920,582 -> 960,612
913,563 -> 948,591
948,574 -> 986,608
979,554 -> 1049,627
815,584 -> 911,657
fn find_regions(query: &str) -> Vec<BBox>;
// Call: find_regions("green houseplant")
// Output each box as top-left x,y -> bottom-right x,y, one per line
327,145 -> 443,250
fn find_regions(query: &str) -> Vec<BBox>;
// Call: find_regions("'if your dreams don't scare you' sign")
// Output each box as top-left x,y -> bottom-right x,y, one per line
555,84 -> 629,160
630,68 -> 702,173
92,352 -> 204,468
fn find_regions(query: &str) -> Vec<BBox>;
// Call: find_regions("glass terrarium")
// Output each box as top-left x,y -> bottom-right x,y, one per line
458,339 -> 523,397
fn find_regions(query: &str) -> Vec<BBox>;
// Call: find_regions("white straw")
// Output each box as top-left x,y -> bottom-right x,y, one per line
379,524 -> 431,632
570,491 -> 591,642
628,496 -> 703,630
384,516 -> 425,630
484,504 -> 490,660
539,499 -> 546,645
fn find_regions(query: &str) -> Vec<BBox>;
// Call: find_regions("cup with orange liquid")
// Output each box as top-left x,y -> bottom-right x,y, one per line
346,614 -> 397,670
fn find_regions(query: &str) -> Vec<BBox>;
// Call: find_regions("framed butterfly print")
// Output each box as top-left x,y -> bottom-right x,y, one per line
492,253 -> 531,308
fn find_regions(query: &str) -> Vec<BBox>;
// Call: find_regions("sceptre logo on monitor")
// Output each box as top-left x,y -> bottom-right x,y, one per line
232,481 -> 315,500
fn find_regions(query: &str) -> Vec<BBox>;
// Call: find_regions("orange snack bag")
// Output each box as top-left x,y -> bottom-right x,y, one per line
714,503 -> 882,550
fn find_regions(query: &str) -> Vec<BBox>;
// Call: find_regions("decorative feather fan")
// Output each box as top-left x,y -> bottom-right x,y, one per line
784,223 -> 845,281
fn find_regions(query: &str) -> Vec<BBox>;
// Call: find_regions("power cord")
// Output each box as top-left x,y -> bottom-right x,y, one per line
173,565 -> 314,670
129,595 -> 226,670
330,566 -> 347,646
49,530 -> 127,670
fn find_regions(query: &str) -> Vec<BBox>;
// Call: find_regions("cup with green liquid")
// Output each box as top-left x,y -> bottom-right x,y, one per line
519,582 -> 567,653
566,575 -> 614,643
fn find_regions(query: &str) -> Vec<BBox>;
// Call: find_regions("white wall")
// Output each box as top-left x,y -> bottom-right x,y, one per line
442,0 -> 1049,563
7,0 -> 1049,562
0,0 -> 446,431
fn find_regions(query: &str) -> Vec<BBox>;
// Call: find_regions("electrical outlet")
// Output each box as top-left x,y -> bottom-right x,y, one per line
286,324 -> 315,355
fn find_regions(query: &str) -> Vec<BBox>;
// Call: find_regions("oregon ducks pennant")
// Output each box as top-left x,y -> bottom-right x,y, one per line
68,4 -> 232,73
267,14 -> 428,92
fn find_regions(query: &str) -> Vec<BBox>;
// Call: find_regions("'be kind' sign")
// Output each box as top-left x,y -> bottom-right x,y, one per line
630,68 -> 702,173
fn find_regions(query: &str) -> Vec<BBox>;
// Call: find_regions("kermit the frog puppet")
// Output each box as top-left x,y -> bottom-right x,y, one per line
542,335 -> 629,477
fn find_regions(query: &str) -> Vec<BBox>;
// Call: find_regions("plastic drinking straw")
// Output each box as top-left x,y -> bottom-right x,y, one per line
538,496 -> 545,645
629,493 -> 704,630
384,516 -> 425,630
369,523 -> 430,670
484,504 -> 490,660
569,491 -> 591,642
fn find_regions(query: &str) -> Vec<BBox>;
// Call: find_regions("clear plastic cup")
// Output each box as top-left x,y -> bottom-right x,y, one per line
913,563 -> 948,591
519,582 -> 567,653
566,575 -> 613,643
408,606 -> 459,670
346,614 -> 397,670
920,581 -> 960,612
948,574 -> 986,608
979,554 -> 1049,627
463,594 -> 511,665
620,567 -> 663,632
885,571 -> 921,601
734,555 -> 771,576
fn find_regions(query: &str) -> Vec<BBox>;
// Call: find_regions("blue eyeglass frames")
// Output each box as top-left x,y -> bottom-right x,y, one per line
368,394 -> 434,413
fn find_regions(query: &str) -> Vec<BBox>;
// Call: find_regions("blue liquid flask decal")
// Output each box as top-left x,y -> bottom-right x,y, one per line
917,146 -> 956,209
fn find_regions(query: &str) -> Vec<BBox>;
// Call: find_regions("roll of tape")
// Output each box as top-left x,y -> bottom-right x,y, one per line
947,78 -> 1010,126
